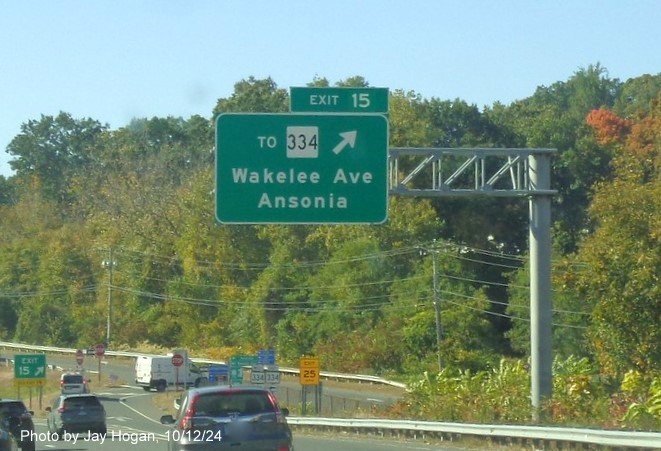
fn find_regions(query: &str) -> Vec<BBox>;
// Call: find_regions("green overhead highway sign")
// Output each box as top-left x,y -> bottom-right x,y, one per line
290,87 -> 389,113
215,113 -> 389,224
14,354 -> 46,387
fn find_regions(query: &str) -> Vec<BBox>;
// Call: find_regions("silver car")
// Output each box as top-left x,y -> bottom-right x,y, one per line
160,386 -> 293,450
60,372 -> 89,394
46,394 -> 106,437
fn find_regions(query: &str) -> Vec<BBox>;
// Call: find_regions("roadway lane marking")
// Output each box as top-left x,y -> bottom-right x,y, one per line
96,392 -> 140,396
107,416 -> 132,422
119,393 -> 166,425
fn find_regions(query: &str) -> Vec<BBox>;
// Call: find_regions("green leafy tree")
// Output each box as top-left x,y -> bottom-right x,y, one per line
574,95 -> 661,374
335,75 -> 370,88
9,223 -> 97,346
613,73 -> 661,120
0,176 -> 17,206
213,76 -> 288,115
7,112 -> 106,206
505,253 -> 592,360
490,65 -> 621,253
389,89 -> 429,147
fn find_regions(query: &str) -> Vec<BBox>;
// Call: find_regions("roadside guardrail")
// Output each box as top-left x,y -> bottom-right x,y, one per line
2,341 -> 660,449
286,417 -> 661,449
0,341 -> 406,389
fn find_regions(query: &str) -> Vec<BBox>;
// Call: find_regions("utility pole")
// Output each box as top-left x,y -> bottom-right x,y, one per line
421,244 -> 443,371
431,248 -> 443,371
102,248 -> 116,348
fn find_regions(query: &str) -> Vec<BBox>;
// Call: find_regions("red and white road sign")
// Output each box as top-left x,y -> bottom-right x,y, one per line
75,349 -> 84,365
94,343 -> 106,358
171,353 -> 184,367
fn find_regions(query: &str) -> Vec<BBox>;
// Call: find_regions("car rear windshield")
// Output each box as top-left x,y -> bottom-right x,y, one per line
0,402 -> 28,416
193,392 -> 274,416
63,375 -> 84,383
64,396 -> 101,408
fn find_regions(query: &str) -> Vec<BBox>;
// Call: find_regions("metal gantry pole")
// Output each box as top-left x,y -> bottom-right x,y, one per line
390,147 -> 556,417
528,153 -> 553,419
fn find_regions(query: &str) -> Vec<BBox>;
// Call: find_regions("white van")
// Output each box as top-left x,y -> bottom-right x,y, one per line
134,355 -> 203,392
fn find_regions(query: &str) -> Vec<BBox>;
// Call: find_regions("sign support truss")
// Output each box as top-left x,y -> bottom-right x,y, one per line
388,147 -> 556,197
388,147 -> 556,420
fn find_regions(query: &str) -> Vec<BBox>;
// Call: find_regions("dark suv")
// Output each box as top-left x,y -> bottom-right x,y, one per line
160,386 -> 293,450
46,394 -> 107,436
0,399 -> 35,451
0,420 -> 18,451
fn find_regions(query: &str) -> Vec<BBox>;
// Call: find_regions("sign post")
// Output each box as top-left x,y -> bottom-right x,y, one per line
14,354 -> 46,409
172,353 -> 184,391
215,113 -> 388,224
299,357 -> 320,416
299,357 -> 320,386
94,343 -> 105,382
250,365 -> 280,387
14,354 -> 46,387
208,364 -> 229,385
229,355 -> 258,386
75,349 -> 84,369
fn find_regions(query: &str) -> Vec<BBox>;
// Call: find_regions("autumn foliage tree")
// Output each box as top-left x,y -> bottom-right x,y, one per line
585,108 -> 632,146
578,94 -> 661,374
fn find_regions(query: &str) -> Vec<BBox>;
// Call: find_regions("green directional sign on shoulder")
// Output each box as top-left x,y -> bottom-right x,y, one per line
290,87 -> 389,113
229,355 -> 258,385
14,354 -> 46,387
215,113 -> 388,224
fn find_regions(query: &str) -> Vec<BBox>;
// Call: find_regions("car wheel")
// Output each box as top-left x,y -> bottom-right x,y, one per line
157,381 -> 167,392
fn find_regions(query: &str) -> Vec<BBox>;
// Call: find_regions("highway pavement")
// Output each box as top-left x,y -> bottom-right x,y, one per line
29,385 -> 467,450
26,355 -> 469,450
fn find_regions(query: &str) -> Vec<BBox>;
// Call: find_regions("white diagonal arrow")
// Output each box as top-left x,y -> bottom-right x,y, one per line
332,131 -> 357,154
34,366 -> 45,377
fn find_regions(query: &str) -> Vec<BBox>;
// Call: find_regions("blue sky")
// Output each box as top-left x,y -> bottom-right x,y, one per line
2,1 -> 660,177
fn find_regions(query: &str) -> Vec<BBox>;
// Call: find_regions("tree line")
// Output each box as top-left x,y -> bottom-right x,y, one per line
0,67 -> 659,386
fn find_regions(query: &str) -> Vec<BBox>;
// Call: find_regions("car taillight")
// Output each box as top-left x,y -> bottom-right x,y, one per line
267,392 -> 286,424
277,446 -> 290,451
179,393 -> 198,430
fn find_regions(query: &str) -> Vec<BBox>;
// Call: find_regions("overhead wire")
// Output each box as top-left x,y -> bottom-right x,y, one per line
2,243 -> 591,323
